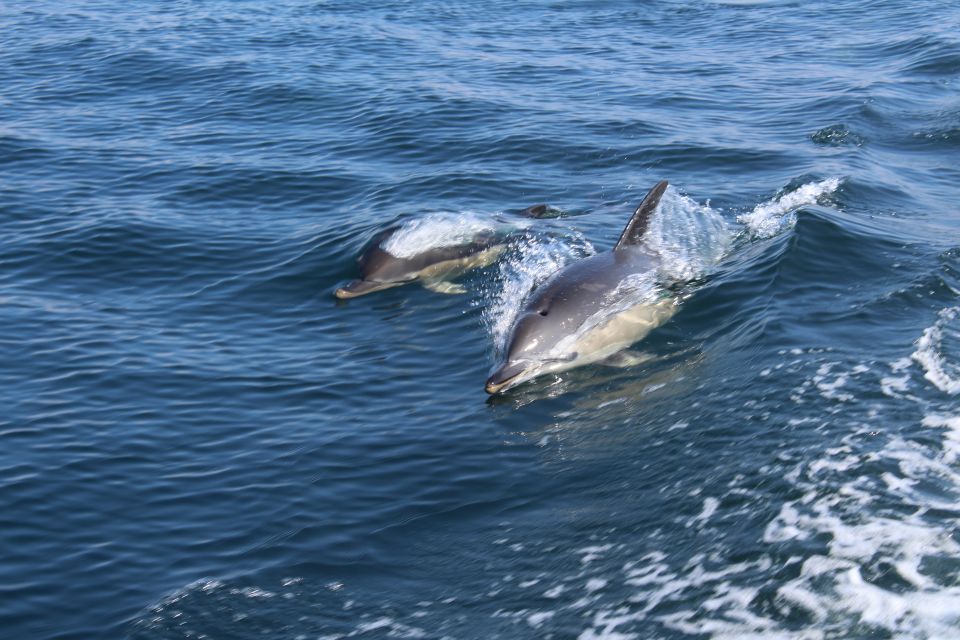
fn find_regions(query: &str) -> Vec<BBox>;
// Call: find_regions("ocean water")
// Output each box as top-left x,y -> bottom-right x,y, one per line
2,1 -> 959,638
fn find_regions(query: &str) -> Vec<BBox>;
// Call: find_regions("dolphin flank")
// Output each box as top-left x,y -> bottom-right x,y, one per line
486,180 -> 676,394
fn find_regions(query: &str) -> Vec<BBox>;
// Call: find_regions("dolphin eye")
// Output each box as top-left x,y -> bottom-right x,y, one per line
538,309 -> 548,317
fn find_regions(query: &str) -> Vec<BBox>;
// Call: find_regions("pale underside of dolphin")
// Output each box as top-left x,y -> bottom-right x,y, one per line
486,180 -> 675,394
335,204 -> 551,299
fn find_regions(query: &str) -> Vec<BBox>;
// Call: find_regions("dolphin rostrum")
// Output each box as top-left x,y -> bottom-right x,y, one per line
335,204 -> 552,299
486,180 -> 676,393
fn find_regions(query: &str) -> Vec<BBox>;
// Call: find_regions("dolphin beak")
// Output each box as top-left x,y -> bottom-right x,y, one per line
334,279 -> 393,299
485,362 -> 527,394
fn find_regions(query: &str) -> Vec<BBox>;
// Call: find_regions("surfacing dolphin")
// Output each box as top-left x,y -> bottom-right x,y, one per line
335,204 -> 551,299
486,180 -> 677,394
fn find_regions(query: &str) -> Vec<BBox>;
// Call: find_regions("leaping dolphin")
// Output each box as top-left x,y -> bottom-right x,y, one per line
335,205 -> 552,299
486,181 -> 677,394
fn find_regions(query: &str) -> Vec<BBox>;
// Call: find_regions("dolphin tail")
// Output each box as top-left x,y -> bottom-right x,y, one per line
614,180 -> 669,251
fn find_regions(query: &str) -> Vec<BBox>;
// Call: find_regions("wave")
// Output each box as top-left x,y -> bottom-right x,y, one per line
757,362 -> 960,638
912,305 -> 960,395
737,177 -> 842,239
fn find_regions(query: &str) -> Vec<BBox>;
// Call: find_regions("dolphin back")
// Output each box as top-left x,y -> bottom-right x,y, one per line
516,204 -> 551,218
614,180 -> 668,251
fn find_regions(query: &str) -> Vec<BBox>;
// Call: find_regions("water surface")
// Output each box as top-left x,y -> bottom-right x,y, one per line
2,1 -> 959,638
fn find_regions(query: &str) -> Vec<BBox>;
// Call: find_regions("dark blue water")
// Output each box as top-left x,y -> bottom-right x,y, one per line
3,1 -> 960,638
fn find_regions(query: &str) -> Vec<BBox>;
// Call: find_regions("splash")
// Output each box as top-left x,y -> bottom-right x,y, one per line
382,211 -> 519,258
912,305 -> 960,394
738,177 -> 842,239
645,187 -> 732,282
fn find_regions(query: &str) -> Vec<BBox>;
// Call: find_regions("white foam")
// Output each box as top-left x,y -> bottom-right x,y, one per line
922,413 -> 960,464
578,544 -> 615,566
912,306 -> 960,395
544,584 -> 566,598
527,610 -> 555,627
811,361 -> 855,402
355,617 -> 393,632
585,578 -> 608,593
691,496 -> 720,526
353,616 -> 427,638
758,413 -> 960,639
570,358 -> 960,639
737,177 -> 841,239
578,609 -> 643,640
880,374 -> 910,397
381,211 -> 514,258
231,586 -> 275,599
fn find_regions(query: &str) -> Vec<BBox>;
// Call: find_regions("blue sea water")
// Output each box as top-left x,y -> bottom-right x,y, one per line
2,1 -> 960,638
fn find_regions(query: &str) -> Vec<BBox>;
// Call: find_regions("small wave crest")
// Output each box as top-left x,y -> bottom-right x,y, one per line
738,177 -> 842,239
382,211 -> 518,258
912,306 -> 960,395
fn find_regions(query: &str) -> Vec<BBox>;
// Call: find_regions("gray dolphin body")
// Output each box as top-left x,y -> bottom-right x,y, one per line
335,205 -> 550,299
486,181 -> 676,394
335,229 -> 507,298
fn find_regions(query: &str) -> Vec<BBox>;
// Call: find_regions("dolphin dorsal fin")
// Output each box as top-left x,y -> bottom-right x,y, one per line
614,180 -> 668,251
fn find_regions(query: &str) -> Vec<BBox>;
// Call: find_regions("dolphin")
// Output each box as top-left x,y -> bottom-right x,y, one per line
335,204 -> 552,299
486,180 -> 677,394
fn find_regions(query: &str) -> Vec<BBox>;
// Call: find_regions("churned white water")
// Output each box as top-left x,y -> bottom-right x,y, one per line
551,354 -> 960,640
